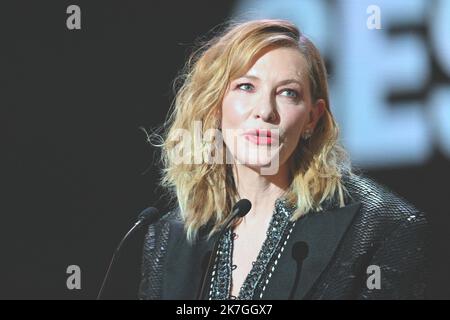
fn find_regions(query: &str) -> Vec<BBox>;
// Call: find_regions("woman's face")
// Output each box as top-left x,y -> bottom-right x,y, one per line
221,46 -> 324,175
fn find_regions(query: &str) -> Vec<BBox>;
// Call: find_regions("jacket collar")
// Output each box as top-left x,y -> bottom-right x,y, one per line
163,200 -> 362,300
262,200 -> 362,299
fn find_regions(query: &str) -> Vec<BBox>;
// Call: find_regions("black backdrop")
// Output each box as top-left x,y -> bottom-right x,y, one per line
2,0 -> 449,299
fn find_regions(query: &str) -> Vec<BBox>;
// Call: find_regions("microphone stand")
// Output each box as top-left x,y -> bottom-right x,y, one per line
96,221 -> 142,300
197,199 -> 251,300
97,207 -> 161,300
288,241 -> 309,300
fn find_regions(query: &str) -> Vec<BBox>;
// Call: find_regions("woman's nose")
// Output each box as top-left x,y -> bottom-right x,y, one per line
253,93 -> 277,122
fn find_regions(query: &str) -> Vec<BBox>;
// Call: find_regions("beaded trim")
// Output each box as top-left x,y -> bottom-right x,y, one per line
208,228 -> 233,300
258,220 -> 297,299
208,198 -> 297,300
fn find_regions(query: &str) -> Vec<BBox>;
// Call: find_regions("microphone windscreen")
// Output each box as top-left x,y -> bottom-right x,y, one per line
138,207 -> 161,224
292,241 -> 309,261
233,199 -> 252,217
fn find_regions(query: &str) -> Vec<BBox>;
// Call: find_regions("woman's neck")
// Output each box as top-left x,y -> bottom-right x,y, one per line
232,163 -> 290,224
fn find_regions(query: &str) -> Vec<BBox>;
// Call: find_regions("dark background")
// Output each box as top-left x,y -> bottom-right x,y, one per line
2,0 -> 449,299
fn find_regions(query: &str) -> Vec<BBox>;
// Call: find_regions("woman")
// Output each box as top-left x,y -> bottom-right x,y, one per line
138,19 -> 428,300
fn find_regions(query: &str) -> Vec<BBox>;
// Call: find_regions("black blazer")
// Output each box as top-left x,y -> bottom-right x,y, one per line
138,174 -> 428,299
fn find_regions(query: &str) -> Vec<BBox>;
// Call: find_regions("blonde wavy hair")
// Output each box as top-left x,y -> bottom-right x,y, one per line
152,19 -> 353,242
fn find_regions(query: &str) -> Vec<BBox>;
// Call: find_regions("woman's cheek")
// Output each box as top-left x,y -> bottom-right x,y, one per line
222,96 -> 248,127
283,114 -> 306,143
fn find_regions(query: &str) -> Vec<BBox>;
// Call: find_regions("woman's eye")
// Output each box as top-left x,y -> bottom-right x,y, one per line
237,83 -> 254,92
280,89 -> 298,98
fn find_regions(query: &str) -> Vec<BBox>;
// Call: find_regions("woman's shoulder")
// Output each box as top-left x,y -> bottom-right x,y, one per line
342,172 -> 427,232
139,207 -> 186,299
158,206 -> 183,228
149,206 -> 185,242
149,206 -> 208,247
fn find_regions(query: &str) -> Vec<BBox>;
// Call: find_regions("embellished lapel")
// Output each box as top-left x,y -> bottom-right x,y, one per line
162,200 -> 361,300
261,201 -> 362,300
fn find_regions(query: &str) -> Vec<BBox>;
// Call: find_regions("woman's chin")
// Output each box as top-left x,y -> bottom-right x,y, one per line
233,155 -> 281,174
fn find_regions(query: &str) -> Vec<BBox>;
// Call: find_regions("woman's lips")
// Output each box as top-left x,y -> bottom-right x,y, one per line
244,134 -> 273,145
242,129 -> 279,145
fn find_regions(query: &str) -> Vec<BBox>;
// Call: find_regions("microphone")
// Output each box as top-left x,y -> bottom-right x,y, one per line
197,199 -> 252,300
288,241 -> 309,300
97,207 -> 162,300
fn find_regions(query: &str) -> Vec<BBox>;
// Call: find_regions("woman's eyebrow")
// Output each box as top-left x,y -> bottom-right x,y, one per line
237,74 -> 259,81
277,79 -> 302,86
237,74 -> 302,86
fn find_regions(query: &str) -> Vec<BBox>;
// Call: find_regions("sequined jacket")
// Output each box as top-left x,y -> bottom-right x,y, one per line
138,174 -> 428,300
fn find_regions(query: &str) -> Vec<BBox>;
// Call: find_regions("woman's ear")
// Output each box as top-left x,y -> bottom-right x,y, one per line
215,109 -> 222,129
307,99 -> 325,132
